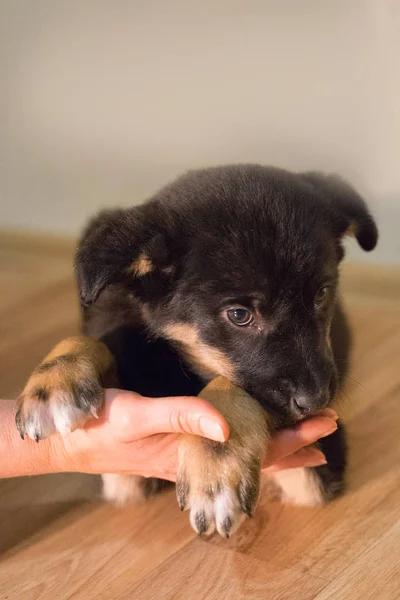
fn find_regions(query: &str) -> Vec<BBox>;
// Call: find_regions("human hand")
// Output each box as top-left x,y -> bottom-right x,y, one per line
63,389 -> 338,481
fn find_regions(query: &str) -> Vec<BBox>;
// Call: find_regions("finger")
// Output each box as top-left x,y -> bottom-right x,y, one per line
139,395 -> 230,440
263,447 -> 327,472
103,389 -> 230,442
316,408 -> 339,420
267,417 -> 338,464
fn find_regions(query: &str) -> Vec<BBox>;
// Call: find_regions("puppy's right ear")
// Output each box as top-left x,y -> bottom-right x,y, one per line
75,207 -> 176,306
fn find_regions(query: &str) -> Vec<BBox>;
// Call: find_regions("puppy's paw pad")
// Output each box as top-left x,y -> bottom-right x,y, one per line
16,355 -> 103,441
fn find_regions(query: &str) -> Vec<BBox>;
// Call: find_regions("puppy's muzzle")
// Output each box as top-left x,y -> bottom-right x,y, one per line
270,377 -> 331,420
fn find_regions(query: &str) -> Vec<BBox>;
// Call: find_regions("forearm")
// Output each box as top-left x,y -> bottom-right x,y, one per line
0,400 -> 72,478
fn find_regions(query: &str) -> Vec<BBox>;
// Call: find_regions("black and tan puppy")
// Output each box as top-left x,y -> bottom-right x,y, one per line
16,165 -> 377,538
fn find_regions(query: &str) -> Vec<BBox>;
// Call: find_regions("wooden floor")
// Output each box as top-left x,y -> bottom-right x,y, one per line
0,230 -> 400,600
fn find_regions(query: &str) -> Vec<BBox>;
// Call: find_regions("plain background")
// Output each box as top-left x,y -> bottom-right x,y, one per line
1,0 -> 399,264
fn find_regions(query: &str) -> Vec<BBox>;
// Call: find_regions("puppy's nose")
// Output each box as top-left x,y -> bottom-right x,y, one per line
273,378 -> 330,420
290,391 -> 329,419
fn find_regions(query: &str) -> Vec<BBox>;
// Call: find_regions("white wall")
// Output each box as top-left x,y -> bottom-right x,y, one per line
1,0 -> 399,264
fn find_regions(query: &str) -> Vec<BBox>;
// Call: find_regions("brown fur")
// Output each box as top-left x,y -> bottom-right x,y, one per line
16,337 -> 116,440
176,377 -> 269,537
127,253 -> 153,277
344,222 -> 359,238
162,324 -> 236,381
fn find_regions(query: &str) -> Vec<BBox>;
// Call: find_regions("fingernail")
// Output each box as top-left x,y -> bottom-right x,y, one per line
320,425 -> 338,438
198,417 -> 225,442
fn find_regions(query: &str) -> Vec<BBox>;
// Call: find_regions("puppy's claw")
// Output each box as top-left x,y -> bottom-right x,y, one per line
190,500 -> 215,536
90,406 -> 99,419
237,462 -> 261,519
194,510 -> 208,535
16,416 -> 26,441
222,516 -> 233,539
238,495 -> 254,519
179,471 -> 252,539
176,475 -> 189,511
15,408 -> 25,439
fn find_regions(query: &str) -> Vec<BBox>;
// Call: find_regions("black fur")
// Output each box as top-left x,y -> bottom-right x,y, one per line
315,420 -> 348,500
76,164 -> 377,500
34,387 -> 49,402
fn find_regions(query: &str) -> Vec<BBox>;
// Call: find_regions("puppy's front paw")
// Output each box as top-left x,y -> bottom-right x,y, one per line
16,354 -> 103,441
177,438 -> 262,539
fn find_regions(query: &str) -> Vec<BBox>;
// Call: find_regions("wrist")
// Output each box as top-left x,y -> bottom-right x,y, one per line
0,399 -> 79,478
60,428 -> 93,474
47,432 -> 77,474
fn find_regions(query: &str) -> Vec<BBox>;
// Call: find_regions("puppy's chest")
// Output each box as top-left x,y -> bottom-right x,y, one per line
101,324 -> 204,398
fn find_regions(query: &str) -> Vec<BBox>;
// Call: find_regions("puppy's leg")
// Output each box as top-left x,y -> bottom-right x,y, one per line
15,335 -> 163,504
102,473 -> 172,505
270,421 -> 347,506
16,336 -> 116,440
177,377 -> 269,538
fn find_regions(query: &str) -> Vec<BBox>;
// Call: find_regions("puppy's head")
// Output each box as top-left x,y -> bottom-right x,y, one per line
76,165 -> 377,425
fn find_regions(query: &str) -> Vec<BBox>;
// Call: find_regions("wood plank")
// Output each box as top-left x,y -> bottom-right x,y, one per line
119,540 -> 328,600
313,520 -> 400,600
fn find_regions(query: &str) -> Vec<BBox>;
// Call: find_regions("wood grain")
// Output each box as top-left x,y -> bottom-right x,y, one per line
0,231 -> 399,599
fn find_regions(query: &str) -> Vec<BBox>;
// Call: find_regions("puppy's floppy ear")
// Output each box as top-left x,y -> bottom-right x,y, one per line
303,172 -> 378,251
75,206 -> 177,306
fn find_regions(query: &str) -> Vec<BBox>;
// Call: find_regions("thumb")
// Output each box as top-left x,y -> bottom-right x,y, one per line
103,389 -> 230,442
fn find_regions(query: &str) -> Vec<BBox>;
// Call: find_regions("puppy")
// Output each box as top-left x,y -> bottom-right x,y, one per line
16,165 -> 378,538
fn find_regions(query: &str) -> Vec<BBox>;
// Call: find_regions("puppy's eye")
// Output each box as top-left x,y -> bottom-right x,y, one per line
314,286 -> 329,307
226,308 -> 253,326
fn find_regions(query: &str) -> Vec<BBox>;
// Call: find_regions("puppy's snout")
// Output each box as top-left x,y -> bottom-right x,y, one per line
274,377 -> 330,420
290,391 -> 329,418
275,377 -> 295,397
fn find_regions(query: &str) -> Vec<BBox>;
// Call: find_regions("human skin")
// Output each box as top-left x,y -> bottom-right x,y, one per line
0,389 -> 338,481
